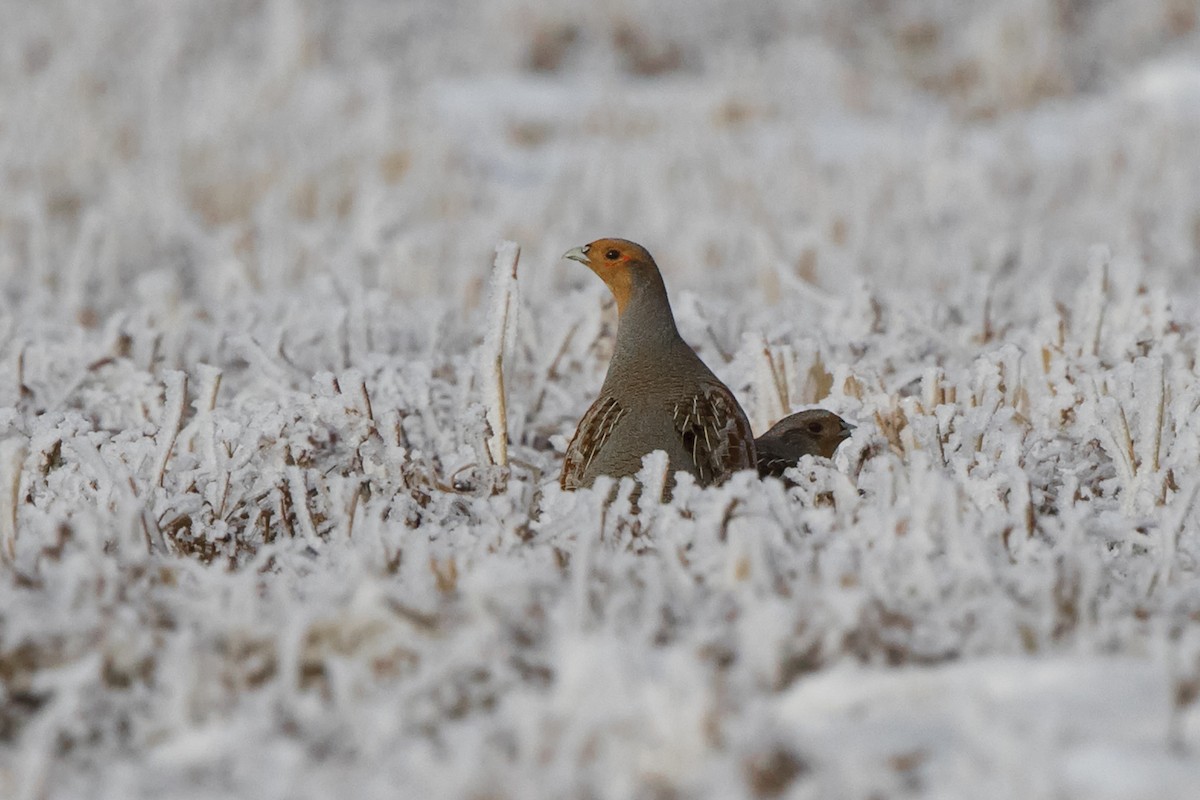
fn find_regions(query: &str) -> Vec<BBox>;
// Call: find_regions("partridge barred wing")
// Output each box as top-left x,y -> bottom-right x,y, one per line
560,395 -> 627,489
755,450 -> 794,479
671,384 -> 756,486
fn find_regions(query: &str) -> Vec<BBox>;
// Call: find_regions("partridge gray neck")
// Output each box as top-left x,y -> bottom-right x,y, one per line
607,269 -> 702,384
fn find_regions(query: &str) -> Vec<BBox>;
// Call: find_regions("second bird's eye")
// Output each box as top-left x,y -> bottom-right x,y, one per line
807,422 -> 823,434
605,249 -> 620,260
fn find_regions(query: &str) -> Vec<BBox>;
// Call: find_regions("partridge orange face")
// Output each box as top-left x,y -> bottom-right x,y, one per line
562,238 -> 655,313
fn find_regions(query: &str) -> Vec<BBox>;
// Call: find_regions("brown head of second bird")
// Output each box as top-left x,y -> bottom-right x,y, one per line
755,409 -> 855,480
558,238 -> 757,495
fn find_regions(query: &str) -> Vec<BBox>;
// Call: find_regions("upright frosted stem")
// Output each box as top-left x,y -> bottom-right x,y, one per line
480,241 -> 520,467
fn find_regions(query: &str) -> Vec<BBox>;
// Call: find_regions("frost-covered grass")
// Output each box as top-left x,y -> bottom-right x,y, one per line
3,2 -> 1200,798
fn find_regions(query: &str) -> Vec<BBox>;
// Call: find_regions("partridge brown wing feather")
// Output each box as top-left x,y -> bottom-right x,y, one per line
560,395 -> 627,489
756,450 -> 801,479
672,383 -> 756,485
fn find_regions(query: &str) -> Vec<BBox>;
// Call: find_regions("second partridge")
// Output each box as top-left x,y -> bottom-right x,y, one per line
755,409 -> 854,479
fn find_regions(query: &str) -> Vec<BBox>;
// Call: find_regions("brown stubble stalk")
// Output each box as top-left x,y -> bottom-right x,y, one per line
154,371 -> 188,488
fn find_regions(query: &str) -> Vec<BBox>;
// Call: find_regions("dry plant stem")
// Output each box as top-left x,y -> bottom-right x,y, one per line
358,379 -> 374,425
199,366 -> 222,414
131,476 -> 161,554
197,366 -> 225,469
703,317 -> 733,362
1136,357 -> 1165,475
1148,478 -> 1199,595
287,463 -> 320,545
344,483 -> 361,539
275,484 -> 296,541
154,371 -> 188,488
922,367 -> 944,410
767,344 -> 790,418
0,439 -> 26,562
480,241 -> 520,467
753,343 -> 788,433
216,471 -> 231,520
530,320 -> 579,417
1083,249 -> 1110,357
1094,379 -> 1137,499
16,345 -> 28,399
979,281 -> 995,343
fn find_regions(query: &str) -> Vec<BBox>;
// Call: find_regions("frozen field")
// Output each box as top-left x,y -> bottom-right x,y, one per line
3,1 -> 1200,798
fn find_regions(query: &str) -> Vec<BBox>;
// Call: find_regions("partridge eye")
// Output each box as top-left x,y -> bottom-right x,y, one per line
605,248 -> 620,260
807,422 -> 823,434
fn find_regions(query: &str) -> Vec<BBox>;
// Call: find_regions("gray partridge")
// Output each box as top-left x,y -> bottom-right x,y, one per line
559,238 -> 756,493
755,409 -> 854,479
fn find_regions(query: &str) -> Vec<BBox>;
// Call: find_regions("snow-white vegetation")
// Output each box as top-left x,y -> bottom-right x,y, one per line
3,1 -> 1200,798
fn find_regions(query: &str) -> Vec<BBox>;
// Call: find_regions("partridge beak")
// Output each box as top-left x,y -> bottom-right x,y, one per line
839,420 -> 856,438
562,246 -> 590,265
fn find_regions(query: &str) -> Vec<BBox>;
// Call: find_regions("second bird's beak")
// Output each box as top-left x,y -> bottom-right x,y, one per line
839,421 -> 856,438
563,246 -> 590,265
